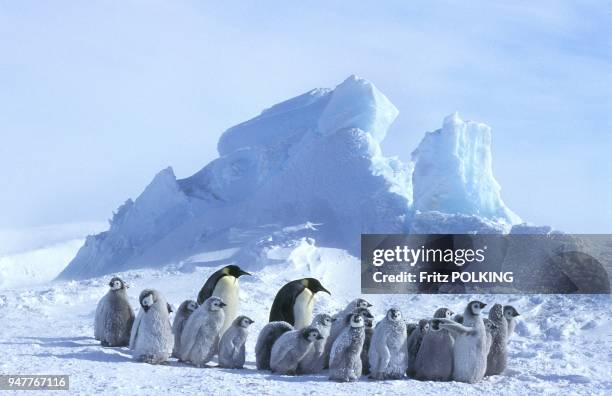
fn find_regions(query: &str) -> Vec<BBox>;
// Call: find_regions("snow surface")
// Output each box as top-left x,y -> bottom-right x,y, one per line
1,238 -> 610,395
59,76 -> 523,280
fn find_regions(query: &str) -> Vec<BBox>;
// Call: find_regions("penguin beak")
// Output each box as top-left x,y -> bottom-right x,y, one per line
366,302 -> 373,307
479,302 -> 487,309
317,285 -> 331,295
514,312 -> 520,317
331,318 -> 338,322
219,302 -> 227,307
317,335 -> 324,340
239,269 -> 252,277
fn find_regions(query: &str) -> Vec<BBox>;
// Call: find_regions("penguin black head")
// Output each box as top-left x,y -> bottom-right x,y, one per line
223,265 -> 251,278
356,298 -> 373,308
349,313 -> 365,328
353,307 -> 374,319
235,315 -> 255,328
387,307 -> 402,322
469,300 -> 487,316
313,313 -> 333,327
205,296 -> 227,311
139,289 -> 157,312
109,277 -> 126,291
301,278 -> 330,295
418,319 -> 430,334
183,300 -> 199,313
503,305 -> 520,319
301,326 -> 324,342
430,319 -> 440,331
433,307 -> 454,319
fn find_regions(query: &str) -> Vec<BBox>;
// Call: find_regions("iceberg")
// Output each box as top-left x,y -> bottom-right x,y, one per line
59,76 -> 524,279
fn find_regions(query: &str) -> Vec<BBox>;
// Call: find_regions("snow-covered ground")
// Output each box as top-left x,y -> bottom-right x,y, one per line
1,241 -> 610,395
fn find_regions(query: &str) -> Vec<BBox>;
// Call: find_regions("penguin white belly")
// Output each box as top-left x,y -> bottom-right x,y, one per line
212,276 -> 238,334
293,288 -> 314,329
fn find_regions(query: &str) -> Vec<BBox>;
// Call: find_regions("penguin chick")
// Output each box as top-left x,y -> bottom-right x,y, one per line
218,315 -> 254,369
406,322 -> 417,338
483,318 -> 497,354
255,321 -> 294,370
414,308 -> 455,381
269,278 -> 330,329
361,314 -> 375,376
332,299 -> 373,323
369,307 -> 407,380
94,277 -> 134,347
325,306 -> 374,368
437,300 -> 488,383
197,265 -> 251,335
406,319 -> 430,376
179,296 -> 226,367
503,305 -> 520,342
270,326 -> 323,375
298,313 -> 333,374
486,304 -> 508,376
172,300 -> 198,358
329,313 -> 366,382
129,289 -> 174,364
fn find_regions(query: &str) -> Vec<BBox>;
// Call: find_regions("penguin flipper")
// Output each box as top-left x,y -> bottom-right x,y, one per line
437,320 -> 476,336
129,309 -> 144,349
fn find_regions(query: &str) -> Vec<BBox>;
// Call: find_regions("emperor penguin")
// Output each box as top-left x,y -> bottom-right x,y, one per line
406,319 -> 430,376
483,318 -> 497,354
437,300 -> 488,383
129,289 -> 174,364
329,313 -> 366,382
94,277 -> 134,347
270,326 -> 323,375
503,305 -> 520,342
298,313 -> 333,374
255,321 -> 294,370
486,304 -> 509,376
361,312 -> 375,375
369,307 -> 408,380
179,296 -> 226,367
414,308 -> 455,381
269,278 -> 330,329
218,315 -> 254,369
171,300 -> 198,358
197,265 -> 251,335
325,306 -> 374,367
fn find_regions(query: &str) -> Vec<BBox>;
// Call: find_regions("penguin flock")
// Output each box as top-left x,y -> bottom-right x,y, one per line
94,264 -> 520,384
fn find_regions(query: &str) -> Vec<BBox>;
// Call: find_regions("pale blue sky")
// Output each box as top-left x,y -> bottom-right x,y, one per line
1,1 -> 611,233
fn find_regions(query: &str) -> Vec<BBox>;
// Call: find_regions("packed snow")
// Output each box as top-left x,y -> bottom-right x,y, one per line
1,237 -> 610,395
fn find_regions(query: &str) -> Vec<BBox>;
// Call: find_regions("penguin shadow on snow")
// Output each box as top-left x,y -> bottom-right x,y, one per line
25,348 -> 133,363
2,336 -> 99,348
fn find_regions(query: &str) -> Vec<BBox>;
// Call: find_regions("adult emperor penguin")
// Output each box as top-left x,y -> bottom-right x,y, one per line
503,305 -> 520,342
197,265 -> 251,335
129,289 -> 174,364
437,300 -> 488,383
270,326 -> 323,375
329,313 -> 366,382
406,319 -> 430,376
179,296 -> 226,367
172,300 -> 198,358
269,278 -> 330,329
218,315 -> 254,369
486,304 -> 509,376
414,308 -> 455,381
369,307 -> 408,380
94,277 -> 134,347
298,313 -> 333,374
255,321 -> 294,370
